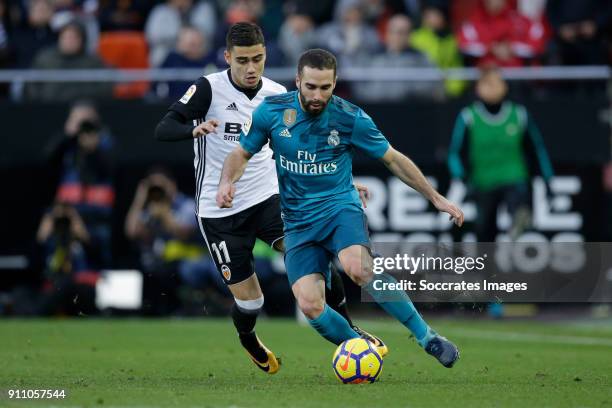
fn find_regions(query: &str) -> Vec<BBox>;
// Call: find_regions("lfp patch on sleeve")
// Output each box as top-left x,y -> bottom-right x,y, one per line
179,84 -> 196,104
243,117 -> 252,135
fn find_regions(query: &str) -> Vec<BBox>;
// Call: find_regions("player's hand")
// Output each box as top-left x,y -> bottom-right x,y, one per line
354,183 -> 370,208
216,182 -> 236,208
433,196 -> 464,227
192,119 -> 219,138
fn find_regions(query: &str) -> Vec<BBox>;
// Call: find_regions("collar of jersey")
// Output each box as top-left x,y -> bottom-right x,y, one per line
225,69 -> 262,100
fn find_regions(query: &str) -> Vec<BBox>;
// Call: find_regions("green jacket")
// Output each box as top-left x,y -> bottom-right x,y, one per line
448,101 -> 554,191
410,28 -> 467,97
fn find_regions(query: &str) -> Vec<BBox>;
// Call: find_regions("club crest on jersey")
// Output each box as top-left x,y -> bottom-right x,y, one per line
328,129 -> 340,147
221,265 -> 231,281
179,84 -> 196,104
506,123 -> 518,136
283,109 -> 297,127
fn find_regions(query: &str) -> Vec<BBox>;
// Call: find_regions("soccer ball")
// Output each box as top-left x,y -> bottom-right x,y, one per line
332,338 -> 383,384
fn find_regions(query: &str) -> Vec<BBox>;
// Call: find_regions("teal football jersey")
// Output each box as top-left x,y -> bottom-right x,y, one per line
240,91 -> 389,231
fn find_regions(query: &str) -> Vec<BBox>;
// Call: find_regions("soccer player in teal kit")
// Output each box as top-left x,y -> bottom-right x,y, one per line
217,49 -> 465,367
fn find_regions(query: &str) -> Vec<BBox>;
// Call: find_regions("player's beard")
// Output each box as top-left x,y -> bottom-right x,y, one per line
299,90 -> 330,115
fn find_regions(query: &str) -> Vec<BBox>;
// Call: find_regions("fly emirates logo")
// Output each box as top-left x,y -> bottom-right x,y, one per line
279,150 -> 338,175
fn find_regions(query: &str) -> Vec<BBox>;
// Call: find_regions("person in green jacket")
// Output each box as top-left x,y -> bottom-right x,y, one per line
448,67 -> 554,241
411,1 -> 466,97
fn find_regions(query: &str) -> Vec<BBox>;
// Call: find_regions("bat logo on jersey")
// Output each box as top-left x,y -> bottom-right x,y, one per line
179,84 -> 196,104
328,129 -> 340,147
283,109 -> 297,127
221,265 -> 231,281
224,122 -> 242,141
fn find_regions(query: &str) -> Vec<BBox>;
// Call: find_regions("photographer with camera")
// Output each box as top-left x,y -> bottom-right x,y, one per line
32,202 -> 98,315
46,100 -> 115,268
125,167 -> 215,315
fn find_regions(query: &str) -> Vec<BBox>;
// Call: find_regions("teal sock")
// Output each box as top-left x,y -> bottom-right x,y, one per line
308,304 -> 360,345
363,273 -> 435,348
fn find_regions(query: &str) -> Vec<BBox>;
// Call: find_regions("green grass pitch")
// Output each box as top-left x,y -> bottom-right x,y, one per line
1,318 -> 610,407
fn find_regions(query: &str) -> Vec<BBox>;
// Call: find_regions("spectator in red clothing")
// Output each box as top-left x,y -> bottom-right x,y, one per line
457,0 -> 548,67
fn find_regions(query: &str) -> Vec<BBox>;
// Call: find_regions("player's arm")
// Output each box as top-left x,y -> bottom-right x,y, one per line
216,102 -> 271,208
352,109 -> 464,226
354,183 -> 370,208
217,146 -> 253,208
154,77 -> 219,141
381,147 -> 464,226
447,109 -> 471,181
155,111 -> 219,141
522,110 -> 554,182
381,146 -> 463,226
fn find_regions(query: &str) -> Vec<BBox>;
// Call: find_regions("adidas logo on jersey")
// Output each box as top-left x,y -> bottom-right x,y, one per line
279,128 -> 291,138
226,102 -> 238,111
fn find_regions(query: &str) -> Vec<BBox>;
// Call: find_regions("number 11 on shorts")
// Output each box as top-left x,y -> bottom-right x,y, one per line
211,241 -> 231,264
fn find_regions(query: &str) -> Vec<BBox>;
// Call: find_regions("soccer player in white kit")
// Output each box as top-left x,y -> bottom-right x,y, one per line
155,23 -> 385,374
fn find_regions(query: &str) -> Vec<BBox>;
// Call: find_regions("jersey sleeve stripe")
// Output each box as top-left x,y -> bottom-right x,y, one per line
194,119 -> 207,208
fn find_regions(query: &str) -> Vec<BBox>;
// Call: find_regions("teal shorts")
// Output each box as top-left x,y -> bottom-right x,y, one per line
284,208 -> 371,287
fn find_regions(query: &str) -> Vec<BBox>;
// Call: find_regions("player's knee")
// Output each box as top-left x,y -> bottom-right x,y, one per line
344,260 -> 373,287
298,295 -> 325,319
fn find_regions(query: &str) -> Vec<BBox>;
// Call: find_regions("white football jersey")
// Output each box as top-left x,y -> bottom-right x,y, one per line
192,70 -> 286,218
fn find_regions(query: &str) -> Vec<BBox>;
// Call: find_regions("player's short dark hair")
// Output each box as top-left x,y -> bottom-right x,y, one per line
226,22 -> 265,50
297,49 -> 337,77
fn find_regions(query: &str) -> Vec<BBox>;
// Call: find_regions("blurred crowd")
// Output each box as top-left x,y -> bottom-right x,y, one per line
0,0 -> 610,101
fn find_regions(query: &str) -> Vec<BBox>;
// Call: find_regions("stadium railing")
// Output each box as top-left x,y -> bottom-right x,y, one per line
0,65 -> 609,84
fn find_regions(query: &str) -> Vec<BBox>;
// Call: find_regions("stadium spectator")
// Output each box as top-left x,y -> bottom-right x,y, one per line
334,0 -> 409,40
157,26 -> 217,100
0,0 -> 10,58
125,168 -> 204,315
546,0 -> 612,65
316,2 -> 381,62
516,0 -> 547,22
98,0 -> 152,32
213,0 -> 284,67
214,0 -> 285,47
145,0 -> 217,67
448,67 -> 554,241
46,103 -> 115,268
411,1 -> 467,97
0,0 -> 12,97
286,0 -> 335,26
257,0 -> 284,41
33,202 -> 98,316
278,13 -> 317,65
457,0 -> 548,67
351,14 -> 443,102
11,0 -> 57,68
24,20 -> 112,102
48,0 -> 100,54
